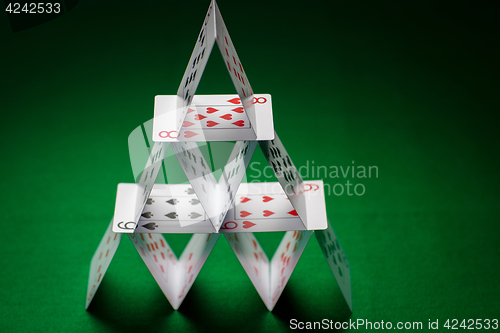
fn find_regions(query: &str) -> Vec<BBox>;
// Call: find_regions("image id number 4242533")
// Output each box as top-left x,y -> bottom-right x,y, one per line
5,2 -> 61,14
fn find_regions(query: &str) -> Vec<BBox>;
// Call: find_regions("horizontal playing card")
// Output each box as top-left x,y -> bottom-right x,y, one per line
222,181 -> 326,232
153,94 -> 274,142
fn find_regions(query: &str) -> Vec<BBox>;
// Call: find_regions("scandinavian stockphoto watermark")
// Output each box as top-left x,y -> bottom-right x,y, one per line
249,160 -> 378,196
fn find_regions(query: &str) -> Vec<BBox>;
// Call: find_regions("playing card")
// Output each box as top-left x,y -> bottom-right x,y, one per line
225,232 -> 269,304
259,132 -> 302,196
225,229 -> 313,310
183,105 -> 250,129
153,94 -> 274,142
86,219 -> 123,309
128,119 -> 168,183
128,122 -> 154,182
268,230 -> 313,310
139,184 -> 210,228
172,139 -> 260,231
214,1 -> 255,124
128,233 -> 178,305
221,181 -> 327,232
316,220 -> 352,311
260,132 -> 328,229
129,232 -> 220,309
216,140 -> 258,229
171,141 -> 219,228
175,1 -> 217,131
235,193 -> 296,220
113,142 -> 168,233
176,233 -> 220,307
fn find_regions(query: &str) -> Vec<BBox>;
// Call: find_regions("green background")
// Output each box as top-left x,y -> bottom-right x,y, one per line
1,0 -> 499,332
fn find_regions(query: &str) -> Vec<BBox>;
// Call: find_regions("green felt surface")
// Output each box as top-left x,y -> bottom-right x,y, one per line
1,0 -> 499,332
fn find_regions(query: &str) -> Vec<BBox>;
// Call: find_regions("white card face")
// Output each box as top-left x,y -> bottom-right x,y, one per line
224,233 -> 270,305
135,185 -> 214,233
172,139 -> 259,231
128,119 -> 168,184
259,132 -> 312,229
153,94 -> 274,142
175,1 -> 217,131
176,233 -> 220,307
259,132 -> 302,196
268,230 -> 313,310
128,123 -> 154,182
235,193 -> 296,219
225,230 -> 313,310
316,220 -> 352,311
214,2 -> 255,120
86,220 -> 123,309
171,141 -> 219,228
216,140 -> 257,228
129,233 -> 178,305
129,232 -> 219,309
112,142 -> 168,233
183,105 -> 250,129
222,181 -> 327,233
139,184 -> 212,229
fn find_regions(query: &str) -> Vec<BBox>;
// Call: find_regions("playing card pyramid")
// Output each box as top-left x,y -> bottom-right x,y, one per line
86,0 -> 352,312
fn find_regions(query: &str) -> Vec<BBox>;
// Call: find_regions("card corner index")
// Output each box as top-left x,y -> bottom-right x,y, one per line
303,180 -> 327,230
112,183 -> 142,233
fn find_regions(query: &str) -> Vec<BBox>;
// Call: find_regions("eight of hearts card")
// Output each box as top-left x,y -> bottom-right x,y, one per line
153,94 -> 274,142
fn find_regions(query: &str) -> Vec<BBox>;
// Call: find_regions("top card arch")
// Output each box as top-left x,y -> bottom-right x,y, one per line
152,0 -> 275,142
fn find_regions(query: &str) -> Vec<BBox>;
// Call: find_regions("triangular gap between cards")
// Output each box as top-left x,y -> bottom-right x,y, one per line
128,232 -> 220,310
224,230 -> 313,310
168,132 -> 315,232
170,140 -> 257,231
225,131 -> 313,230
175,0 -> 257,138
128,121 -> 215,230
132,120 -> 237,230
